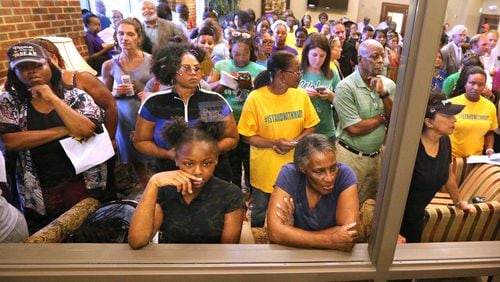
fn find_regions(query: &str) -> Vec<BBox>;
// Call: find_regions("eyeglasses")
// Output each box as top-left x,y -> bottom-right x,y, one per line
282,69 -> 302,77
231,31 -> 252,39
261,39 -> 274,45
178,64 -> 202,73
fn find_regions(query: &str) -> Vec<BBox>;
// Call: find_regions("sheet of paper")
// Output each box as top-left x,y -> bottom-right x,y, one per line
0,152 -> 6,183
59,126 -> 115,174
467,154 -> 500,165
97,27 -> 115,44
219,70 -> 238,90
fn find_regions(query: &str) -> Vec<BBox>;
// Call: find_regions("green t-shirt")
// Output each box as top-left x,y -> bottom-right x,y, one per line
299,70 -> 341,138
214,60 -> 266,121
442,72 -> 460,98
333,71 -> 396,153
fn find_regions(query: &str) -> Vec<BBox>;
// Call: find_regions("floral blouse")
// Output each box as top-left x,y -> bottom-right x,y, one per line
0,88 -> 106,215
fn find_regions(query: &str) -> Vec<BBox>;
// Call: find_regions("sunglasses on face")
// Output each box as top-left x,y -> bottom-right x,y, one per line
231,31 -> 252,39
178,64 -> 202,73
261,39 -> 274,45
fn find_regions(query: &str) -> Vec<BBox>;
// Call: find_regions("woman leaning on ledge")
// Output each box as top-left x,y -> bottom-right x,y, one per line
399,93 -> 474,243
128,117 -> 245,248
267,134 -> 359,251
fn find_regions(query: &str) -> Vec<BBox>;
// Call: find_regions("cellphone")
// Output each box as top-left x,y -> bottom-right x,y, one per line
315,87 -> 327,92
237,71 -> 251,81
289,141 -> 298,145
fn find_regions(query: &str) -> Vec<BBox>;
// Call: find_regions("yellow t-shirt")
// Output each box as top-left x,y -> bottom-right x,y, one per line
330,61 -> 338,73
285,34 -> 296,48
305,26 -> 317,36
449,94 -> 498,157
238,86 -> 320,193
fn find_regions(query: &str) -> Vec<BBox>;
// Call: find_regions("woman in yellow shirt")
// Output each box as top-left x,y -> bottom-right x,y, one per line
238,51 -> 320,227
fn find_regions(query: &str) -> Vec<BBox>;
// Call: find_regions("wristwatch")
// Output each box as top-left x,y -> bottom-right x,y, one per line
379,91 -> 389,99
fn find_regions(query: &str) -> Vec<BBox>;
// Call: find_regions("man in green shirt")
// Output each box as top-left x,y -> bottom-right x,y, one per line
333,39 -> 395,205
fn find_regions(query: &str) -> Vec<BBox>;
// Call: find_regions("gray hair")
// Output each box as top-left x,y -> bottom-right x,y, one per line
449,25 -> 467,37
293,134 -> 336,169
358,39 -> 383,58
141,0 -> 159,7
271,19 -> 289,34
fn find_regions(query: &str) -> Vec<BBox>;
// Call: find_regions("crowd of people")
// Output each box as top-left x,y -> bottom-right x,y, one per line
0,0 -> 498,250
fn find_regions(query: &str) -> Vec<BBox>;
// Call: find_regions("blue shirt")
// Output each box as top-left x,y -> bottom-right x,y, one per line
138,88 -> 233,150
274,162 -> 357,230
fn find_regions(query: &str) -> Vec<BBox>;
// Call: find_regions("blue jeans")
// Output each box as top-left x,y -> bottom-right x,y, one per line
251,188 -> 270,227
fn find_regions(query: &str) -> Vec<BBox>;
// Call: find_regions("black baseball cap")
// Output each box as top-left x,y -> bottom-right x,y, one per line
425,99 -> 465,118
7,42 -> 51,70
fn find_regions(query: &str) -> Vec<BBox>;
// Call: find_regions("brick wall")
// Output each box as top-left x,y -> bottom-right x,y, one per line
0,0 -> 87,84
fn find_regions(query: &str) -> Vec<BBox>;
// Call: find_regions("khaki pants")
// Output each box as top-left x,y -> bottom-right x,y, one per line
335,143 -> 381,205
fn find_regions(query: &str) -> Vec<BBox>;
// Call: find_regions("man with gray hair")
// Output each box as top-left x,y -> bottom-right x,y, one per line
333,39 -> 396,205
440,24 -> 467,76
141,0 -> 183,52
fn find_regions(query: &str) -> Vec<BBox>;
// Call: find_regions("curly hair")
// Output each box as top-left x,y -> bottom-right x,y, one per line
293,134 -> 335,170
161,116 -> 226,157
151,43 -> 206,85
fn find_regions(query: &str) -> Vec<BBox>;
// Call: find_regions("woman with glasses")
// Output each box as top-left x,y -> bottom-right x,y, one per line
299,33 -> 341,141
255,30 -> 274,67
134,43 -> 239,181
102,17 -> 153,189
399,93 -> 474,243
208,30 -> 266,189
266,134 -> 359,251
271,20 -> 298,56
238,51 -> 320,227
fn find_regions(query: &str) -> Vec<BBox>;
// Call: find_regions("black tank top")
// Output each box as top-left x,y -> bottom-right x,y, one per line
27,103 -> 80,188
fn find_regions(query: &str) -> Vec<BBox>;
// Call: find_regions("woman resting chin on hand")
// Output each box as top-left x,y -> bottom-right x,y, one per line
128,117 -> 245,249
